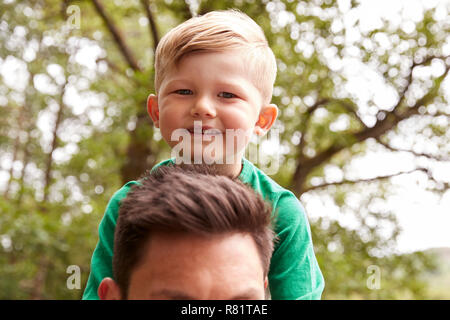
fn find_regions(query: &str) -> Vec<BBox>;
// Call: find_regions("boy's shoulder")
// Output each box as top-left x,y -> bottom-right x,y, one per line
112,158 -> 305,218
241,159 -> 306,216
242,159 -> 310,241
241,159 -> 297,198
109,159 -> 173,205
149,158 -> 303,205
105,180 -> 140,221
150,158 -> 175,172
149,157 -> 295,198
111,180 -> 140,201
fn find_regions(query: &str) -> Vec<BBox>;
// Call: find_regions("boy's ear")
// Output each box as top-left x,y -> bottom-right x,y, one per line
98,277 -> 122,300
254,104 -> 278,136
147,94 -> 160,128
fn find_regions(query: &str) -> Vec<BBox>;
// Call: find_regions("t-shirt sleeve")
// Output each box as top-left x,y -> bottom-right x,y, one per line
81,183 -> 136,300
268,192 -> 325,300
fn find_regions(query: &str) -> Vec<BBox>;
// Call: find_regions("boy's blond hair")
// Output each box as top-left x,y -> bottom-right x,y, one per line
154,9 -> 277,105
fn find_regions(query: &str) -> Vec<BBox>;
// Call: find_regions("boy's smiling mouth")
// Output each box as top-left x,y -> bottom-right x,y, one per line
187,125 -> 223,135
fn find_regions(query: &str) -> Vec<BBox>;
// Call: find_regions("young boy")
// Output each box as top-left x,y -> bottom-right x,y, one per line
83,9 -> 325,300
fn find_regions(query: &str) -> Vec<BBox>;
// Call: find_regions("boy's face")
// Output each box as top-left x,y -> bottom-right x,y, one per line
147,50 -> 277,164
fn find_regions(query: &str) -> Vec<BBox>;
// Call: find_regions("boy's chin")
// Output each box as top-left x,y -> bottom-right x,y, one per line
174,150 -> 243,165
180,152 -> 224,165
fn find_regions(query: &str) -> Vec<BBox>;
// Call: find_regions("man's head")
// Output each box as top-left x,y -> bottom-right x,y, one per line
98,164 -> 276,300
147,10 -> 278,165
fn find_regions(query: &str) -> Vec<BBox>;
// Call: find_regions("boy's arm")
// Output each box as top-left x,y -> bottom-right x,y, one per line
268,192 -> 325,300
82,182 -> 138,300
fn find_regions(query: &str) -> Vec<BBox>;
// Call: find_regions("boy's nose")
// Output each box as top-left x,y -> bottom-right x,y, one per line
190,96 -> 216,119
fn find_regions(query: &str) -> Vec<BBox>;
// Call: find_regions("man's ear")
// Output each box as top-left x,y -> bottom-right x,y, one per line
147,94 -> 160,128
264,276 -> 269,290
98,277 -> 122,300
254,104 -> 278,136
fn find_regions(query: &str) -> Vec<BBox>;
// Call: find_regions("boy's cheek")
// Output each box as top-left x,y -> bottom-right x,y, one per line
161,130 -> 179,147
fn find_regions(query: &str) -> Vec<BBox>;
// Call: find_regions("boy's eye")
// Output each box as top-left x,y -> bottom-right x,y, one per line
218,92 -> 237,99
175,89 -> 193,95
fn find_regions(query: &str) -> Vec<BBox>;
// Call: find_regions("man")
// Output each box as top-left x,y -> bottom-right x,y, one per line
98,164 -> 276,300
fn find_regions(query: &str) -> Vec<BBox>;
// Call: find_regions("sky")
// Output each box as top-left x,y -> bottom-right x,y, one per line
0,0 -> 449,254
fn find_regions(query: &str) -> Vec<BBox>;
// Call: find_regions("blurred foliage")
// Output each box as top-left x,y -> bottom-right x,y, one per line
0,0 -> 449,299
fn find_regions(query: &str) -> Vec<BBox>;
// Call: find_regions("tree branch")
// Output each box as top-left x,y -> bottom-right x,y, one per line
339,100 -> 367,128
302,167 -> 429,193
433,111 -> 450,118
95,57 -> 143,87
92,0 -> 142,72
375,137 -> 450,162
96,57 -> 123,74
297,98 -> 329,159
292,56 -> 450,195
392,54 -> 448,115
140,0 -> 160,54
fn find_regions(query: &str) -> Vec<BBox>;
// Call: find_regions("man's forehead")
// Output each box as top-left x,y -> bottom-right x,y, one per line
144,231 -> 263,268
147,287 -> 263,300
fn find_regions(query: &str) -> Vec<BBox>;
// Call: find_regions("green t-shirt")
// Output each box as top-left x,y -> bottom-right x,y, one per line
82,158 -> 325,300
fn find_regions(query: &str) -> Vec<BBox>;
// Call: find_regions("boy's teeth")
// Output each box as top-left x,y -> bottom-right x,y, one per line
190,128 -> 221,134
203,129 -> 221,134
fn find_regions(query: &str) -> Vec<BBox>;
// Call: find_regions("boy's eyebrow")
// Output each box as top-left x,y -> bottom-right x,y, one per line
215,81 -> 246,94
162,79 -> 190,91
159,78 -> 189,91
216,81 -> 254,100
165,79 -> 190,86
164,79 -> 248,94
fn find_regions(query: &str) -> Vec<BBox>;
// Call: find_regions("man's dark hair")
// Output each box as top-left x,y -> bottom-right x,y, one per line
113,164 -> 276,298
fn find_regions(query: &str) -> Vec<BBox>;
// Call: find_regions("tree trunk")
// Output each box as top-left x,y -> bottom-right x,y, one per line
30,257 -> 47,300
4,105 -> 26,199
120,111 -> 154,183
43,82 -> 67,203
16,136 -> 30,206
